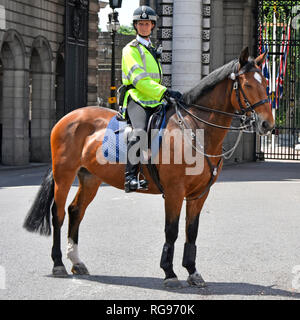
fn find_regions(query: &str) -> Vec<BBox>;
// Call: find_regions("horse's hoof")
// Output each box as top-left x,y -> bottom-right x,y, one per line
163,277 -> 183,289
52,265 -> 68,277
71,263 -> 90,275
187,271 -> 206,287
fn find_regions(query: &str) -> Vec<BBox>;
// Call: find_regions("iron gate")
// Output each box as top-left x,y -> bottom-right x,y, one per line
64,0 -> 89,114
257,0 -> 300,160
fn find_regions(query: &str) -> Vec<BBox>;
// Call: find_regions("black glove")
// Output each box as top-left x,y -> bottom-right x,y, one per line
164,88 -> 183,101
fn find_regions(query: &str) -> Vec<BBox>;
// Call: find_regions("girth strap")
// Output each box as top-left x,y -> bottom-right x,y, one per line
185,157 -> 223,202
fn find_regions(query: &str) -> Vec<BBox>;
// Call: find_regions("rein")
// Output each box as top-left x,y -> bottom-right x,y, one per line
177,66 -> 268,131
173,64 -> 269,201
177,101 -> 253,131
175,65 -> 269,155
175,102 -> 245,158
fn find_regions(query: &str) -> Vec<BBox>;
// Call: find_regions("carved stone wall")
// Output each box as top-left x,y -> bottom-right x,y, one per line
157,0 -> 173,87
202,0 -> 211,77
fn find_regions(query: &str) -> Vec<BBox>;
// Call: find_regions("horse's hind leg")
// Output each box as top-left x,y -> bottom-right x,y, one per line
183,195 -> 209,287
51,168 -> 77,277
67,168 -> 102,275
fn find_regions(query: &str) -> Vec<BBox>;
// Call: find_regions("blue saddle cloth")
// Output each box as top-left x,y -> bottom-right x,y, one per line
102,106 -> 167,163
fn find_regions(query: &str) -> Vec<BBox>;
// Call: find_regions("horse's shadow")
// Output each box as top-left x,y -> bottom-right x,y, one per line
71,274 -> 300,298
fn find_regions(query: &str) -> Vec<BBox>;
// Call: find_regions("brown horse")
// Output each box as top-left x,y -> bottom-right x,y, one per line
23,48 -> 274,288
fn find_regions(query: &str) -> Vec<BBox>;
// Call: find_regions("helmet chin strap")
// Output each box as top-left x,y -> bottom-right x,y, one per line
138,33 -> 151,39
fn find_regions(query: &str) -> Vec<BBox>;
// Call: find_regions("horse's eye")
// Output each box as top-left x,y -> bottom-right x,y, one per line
244,83 -> 252,88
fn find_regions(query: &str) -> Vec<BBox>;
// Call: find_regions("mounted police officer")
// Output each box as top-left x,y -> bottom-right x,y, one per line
121,5 -> 182,193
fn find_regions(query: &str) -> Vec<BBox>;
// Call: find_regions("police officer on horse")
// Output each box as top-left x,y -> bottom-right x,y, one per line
121,5 -> 182,193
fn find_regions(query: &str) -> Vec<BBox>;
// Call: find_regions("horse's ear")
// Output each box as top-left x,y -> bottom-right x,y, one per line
255,51 -> 267,66
239,47 -> 249,67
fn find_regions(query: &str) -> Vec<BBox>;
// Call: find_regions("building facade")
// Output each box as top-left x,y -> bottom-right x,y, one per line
0,0 -> 99,166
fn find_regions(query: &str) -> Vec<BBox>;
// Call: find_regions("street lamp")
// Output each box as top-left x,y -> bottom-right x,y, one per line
109,0 -> 122,9
107,0 -> 122,109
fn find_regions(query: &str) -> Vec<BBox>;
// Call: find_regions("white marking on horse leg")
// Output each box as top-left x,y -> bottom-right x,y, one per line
67,238 -> 82,265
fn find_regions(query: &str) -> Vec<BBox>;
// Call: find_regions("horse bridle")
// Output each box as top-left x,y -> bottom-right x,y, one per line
230,65 -> 269,115
175,63 -> 269,131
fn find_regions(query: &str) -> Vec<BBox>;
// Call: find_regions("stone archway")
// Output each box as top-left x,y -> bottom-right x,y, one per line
0,29 -> 29,165
29,36 -> 54,162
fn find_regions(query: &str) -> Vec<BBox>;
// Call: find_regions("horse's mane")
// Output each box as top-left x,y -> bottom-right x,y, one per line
183,58 -> 239,105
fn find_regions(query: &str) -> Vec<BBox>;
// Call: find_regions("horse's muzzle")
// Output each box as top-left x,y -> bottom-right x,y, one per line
257,116 -> 275,135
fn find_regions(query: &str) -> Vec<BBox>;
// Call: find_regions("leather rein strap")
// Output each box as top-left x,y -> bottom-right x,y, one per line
183,65 -> 269,202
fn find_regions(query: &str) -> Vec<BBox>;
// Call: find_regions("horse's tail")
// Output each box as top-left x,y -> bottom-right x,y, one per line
23,167 -> 54,236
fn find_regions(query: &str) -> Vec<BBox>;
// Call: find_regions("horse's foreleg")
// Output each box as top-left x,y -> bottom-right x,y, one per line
67,168 -> 102,275
160,194 -> 184,288
183,194 -> 209,287
51,169 -> 76,277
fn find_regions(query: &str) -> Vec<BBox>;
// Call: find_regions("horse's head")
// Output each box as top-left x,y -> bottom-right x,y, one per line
230,47 -> 275,135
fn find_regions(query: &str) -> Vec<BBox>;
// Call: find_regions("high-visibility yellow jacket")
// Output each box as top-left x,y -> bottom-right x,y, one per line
121,39 -> 167,110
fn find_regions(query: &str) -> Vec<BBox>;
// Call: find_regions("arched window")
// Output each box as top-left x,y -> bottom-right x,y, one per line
0,29 -> 28,165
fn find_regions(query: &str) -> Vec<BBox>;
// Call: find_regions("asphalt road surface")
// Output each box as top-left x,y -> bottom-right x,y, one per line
1,160 -> 300,300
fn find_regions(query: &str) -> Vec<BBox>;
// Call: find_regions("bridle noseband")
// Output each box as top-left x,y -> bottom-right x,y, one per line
230,65 -> 269,115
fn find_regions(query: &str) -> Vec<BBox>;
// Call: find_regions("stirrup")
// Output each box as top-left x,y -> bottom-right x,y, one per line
137,172 -> 148,190
124,176 -> 138,193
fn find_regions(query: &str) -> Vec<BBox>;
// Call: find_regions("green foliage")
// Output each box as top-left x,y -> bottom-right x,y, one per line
117,25 -> 136,35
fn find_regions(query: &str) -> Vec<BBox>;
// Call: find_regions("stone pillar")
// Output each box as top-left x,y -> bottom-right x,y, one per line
172,0 -> 202,92
140,0 -> 156,7
243,0 -> 255,54
157,0 -> 174,88
87,0 -> 100,106
14,69 -> 29,166
40,73 -> 53,161
1,69 -> 15,165
201,0 -> 211,77
1,69 -> 29,165
242,0 -> 256,162
210,0 -> 224,71
30,72 -> 52,162
30,73 -> 42,162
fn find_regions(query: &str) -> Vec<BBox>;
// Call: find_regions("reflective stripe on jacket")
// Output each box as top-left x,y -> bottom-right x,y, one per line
121,39 -> 167,108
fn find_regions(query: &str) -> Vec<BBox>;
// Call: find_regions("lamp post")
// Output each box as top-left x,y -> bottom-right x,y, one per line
107,0 -> 122,109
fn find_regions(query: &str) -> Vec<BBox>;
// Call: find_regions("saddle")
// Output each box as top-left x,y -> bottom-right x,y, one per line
115,103 -> 167,159
106,104 -> 167,194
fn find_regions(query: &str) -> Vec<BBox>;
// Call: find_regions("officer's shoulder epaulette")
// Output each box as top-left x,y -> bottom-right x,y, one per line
129,39 -> 139,47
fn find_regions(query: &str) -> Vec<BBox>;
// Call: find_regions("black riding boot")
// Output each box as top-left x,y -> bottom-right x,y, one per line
124,139 -> 148,193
